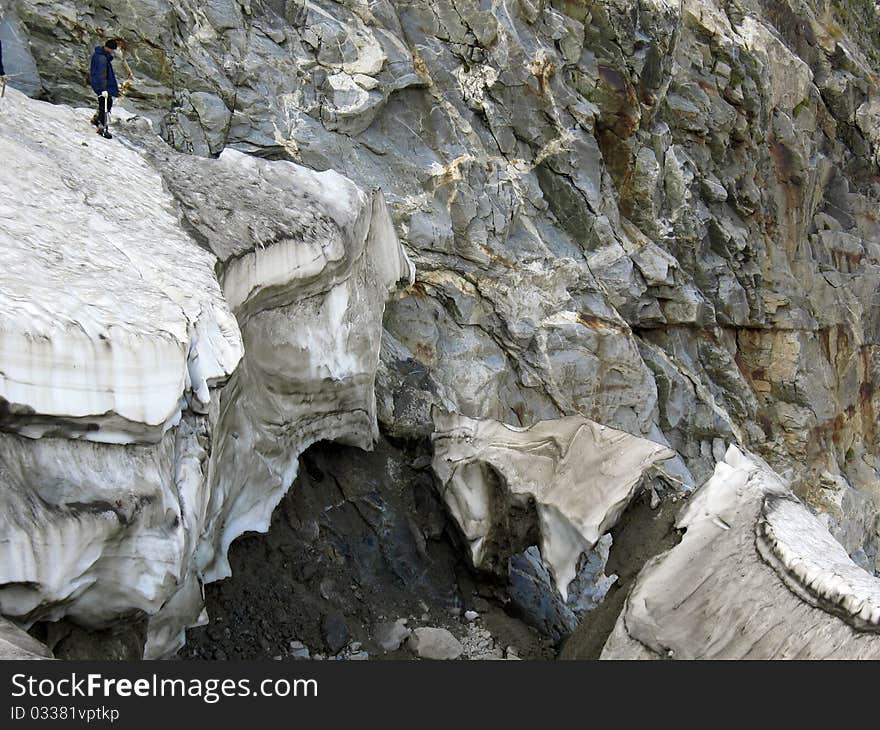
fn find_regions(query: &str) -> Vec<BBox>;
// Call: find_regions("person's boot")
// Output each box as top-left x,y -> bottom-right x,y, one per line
97,126 -> 113,139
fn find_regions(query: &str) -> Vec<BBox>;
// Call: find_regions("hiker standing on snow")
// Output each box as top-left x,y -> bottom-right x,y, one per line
1,40 -> 6,100
90,39 -> 119,139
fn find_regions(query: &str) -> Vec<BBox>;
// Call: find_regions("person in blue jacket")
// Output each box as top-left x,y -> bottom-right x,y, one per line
1,39 -> 6,77
90,39 -> 119,138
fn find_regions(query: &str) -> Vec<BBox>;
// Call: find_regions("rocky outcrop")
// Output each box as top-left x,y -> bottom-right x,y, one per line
0,87 -> 412,658
0,618 -> 53,661
602,446 -> 880,659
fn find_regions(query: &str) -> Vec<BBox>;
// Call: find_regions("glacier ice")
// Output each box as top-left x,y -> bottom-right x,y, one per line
430,410 -> 674,600
0,87 -> 413,658
602,445 -> 880,659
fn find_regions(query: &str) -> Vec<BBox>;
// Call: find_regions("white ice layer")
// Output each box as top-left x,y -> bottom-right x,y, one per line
431,411 -> 674,600
0,87 -> 413,657
0,88 -> 242,441
757,496 -> 880,628
602,445 -> 880,659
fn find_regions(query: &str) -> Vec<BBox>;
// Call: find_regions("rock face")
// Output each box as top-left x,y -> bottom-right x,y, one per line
602,446 -> 880,659
4,0 -> 880,658
0,87 -> 412,658
509,539 -> 617,643
0,618 -> 53,661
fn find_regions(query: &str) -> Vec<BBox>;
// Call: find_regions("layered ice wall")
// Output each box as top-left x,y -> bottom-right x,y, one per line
0,95 -> 243,441
122,125 -> 414,596
602,446 -> 880,659
0,88 -> 413,658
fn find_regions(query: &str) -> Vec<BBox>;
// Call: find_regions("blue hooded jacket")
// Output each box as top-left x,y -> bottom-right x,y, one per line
90,46 -> 119,97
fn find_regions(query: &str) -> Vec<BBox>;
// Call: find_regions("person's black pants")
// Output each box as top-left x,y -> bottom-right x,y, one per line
95,95 -> 113,127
